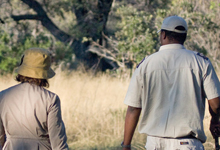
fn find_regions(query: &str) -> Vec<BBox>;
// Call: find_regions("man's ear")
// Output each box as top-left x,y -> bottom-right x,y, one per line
161,31 -> 166,39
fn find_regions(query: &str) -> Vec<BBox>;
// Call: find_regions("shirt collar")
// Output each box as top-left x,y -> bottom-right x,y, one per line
159,44 -> 185,51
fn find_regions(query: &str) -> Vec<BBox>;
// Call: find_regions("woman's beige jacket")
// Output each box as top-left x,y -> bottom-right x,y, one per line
0,83 -> 68,150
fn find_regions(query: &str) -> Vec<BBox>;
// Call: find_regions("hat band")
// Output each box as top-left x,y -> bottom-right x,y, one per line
157,29 -> 187,33
173,29 -> 187,33
21,63 -> 50,70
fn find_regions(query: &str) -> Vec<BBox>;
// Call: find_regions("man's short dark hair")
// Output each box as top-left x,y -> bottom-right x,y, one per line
161,26 -> 187,44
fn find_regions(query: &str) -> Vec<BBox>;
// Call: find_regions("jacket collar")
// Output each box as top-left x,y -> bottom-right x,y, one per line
159,44 -> 185,51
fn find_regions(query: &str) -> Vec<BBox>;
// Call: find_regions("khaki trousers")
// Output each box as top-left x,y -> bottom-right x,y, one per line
145,136 -> 204,150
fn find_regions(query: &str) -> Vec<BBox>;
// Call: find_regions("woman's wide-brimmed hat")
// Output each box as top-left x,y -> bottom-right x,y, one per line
15,48 -> 55,79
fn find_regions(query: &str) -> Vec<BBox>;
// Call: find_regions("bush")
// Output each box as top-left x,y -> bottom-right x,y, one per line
0,24 -> 75,74
116,6 -> 158,64
0,32 -> 19,74
0,28 -> 51,74
155,0 -> 220,70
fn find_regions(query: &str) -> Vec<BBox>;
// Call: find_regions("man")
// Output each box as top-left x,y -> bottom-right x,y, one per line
122,16 -> 220,150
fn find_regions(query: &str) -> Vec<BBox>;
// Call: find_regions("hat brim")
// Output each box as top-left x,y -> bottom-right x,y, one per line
157,29 -> 161,33
15,65 -> 55,79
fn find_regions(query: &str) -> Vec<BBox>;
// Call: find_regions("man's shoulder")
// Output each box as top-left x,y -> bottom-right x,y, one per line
136,57 -> 146,68
136,52 -> 159,68
195,52 -> 209,61
184,49 -> 209,61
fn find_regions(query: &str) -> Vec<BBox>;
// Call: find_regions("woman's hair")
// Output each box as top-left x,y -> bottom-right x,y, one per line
16,74 -> 49,88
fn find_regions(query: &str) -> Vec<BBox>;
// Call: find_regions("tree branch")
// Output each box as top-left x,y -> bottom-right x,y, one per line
10,0 -> 116,71
11,14 -> 41,21
88,41 -> 123,68
20,0 -> 46,16
13,0 -> 73,43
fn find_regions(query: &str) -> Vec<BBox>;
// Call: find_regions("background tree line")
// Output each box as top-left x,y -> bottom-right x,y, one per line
0,0 -> 220,74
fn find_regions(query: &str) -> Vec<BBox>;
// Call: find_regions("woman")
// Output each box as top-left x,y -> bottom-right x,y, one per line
0,48 -> 68,150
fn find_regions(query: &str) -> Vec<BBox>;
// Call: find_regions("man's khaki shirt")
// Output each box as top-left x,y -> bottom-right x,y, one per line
124,44 -> 220,143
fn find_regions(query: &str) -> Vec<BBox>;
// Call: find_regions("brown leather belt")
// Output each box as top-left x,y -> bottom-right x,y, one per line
176,135 -> 197,139
162,135 -> 197,139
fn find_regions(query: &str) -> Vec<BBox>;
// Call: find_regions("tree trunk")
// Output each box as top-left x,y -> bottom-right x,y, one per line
72,0 -> 114,70
11,0 -> 115,71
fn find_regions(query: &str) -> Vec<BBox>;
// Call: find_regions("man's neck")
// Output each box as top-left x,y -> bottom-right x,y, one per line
161,41 -> 183,46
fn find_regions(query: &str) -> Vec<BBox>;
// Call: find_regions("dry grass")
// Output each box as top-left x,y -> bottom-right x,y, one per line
0,71 -> 217,150
49,70 -> 131,149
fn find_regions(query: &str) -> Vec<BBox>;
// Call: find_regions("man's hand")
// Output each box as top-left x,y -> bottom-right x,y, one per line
208,97 -> 220,138
210,116 -> 220,138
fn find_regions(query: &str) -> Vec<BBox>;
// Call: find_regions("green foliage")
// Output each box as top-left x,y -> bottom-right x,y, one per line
115,6 -> 158,63
156,0 -> 220,70
209,1 -> 220,11
53,41 -> 74,65
0,32 -> 18,74
1,0 -> 220,73
115,0 -> 220,70
0,28 -> 52,74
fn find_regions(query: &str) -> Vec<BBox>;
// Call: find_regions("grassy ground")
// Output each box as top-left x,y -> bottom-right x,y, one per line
0,70 -> 216,149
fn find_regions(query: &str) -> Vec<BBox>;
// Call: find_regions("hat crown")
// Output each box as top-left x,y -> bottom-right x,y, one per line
22,48 -> 51,69
161,16 -> 187,33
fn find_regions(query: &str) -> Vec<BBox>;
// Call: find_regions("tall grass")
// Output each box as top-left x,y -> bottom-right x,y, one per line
0,71 -> 216,150
49,70 -> 133,149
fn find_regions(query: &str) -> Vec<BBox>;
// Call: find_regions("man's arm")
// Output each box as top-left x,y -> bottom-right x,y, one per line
208,96 -> 220,138
209,97 -> 220,114
123,106 -> 141,150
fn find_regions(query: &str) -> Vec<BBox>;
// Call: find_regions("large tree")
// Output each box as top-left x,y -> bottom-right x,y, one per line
9,0 -> 114,71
